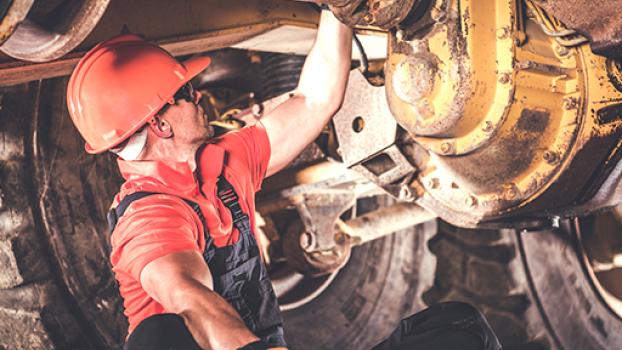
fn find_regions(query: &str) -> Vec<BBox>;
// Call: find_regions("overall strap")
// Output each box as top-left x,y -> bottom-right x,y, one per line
107,191 -> 204,234
106,178 -> 246,241
216,176 -> 248,227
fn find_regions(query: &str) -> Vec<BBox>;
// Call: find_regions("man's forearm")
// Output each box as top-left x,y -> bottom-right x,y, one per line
297,10 -> 353,111
262,10 -> 352,176
171,279 -> 259,349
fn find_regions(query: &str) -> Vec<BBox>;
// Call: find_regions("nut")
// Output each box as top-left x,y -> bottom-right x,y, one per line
543,151 -> 558,164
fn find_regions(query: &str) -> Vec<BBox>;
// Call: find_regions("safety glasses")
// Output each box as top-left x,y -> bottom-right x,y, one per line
157,82 -> 196,115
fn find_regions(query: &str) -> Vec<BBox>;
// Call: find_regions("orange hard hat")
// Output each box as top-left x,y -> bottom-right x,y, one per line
66,34 -> 211,154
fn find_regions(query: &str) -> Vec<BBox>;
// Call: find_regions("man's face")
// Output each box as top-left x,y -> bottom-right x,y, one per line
161,84 -> 215,144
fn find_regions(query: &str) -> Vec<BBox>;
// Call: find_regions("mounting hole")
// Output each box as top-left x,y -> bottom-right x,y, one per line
352,116 -> 365,133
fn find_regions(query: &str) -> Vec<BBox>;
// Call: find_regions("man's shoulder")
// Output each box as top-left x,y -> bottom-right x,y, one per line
111,191 -> 201,239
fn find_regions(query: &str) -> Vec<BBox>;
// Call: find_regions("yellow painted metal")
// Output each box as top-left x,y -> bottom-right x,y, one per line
386,0 -> 622,226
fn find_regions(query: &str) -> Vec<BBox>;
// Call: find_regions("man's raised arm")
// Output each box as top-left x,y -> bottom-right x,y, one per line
261,10 -> 353,177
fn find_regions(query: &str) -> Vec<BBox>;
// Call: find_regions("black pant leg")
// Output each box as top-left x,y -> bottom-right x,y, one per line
124,313 -> 202,350
372,302 -> 503,350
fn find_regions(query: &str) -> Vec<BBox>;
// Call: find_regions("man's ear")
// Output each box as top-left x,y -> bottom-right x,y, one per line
149,115 -> 173,138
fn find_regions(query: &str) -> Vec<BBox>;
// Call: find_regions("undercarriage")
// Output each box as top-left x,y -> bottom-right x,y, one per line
1,0 -> 622,349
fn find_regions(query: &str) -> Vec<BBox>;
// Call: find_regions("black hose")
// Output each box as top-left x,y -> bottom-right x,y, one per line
353,33 -> 368,73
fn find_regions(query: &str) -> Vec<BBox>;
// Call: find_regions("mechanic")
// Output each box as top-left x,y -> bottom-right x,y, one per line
67,9 -> 350,350
66,6 -> 504,350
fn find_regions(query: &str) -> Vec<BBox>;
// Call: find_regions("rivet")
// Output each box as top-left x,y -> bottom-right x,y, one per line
363,13 -> 374,24
440,142 -> 453,154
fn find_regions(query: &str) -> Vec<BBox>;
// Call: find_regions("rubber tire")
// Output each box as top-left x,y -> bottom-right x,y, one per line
519,220 -> 622,350
424,220 -> 622,350
0,79 -> 126,349
281,200 -> 437,350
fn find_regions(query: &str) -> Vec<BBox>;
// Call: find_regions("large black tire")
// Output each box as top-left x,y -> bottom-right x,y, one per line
0,79 -> 126,349
520,220 -> 622,350
281,211 -> 436,350
422,222 -> 554,349
424,220 -> 622,350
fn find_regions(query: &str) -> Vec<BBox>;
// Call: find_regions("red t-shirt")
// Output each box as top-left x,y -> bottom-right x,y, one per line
109,124 -> 271,334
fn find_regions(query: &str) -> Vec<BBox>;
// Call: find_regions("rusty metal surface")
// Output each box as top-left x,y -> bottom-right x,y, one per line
351,144 -> 416,200
0,0 -> 33,46
534,0 -> 622,57
0,0 -> 111,62
372,0 -> 622,227
332,70 -> 397,166
327,0 -> 423,29
336,202 -> 436,245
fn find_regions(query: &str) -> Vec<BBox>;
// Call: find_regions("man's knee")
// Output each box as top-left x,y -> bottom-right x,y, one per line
398,302 -> 502,350
374,302 -> 502,350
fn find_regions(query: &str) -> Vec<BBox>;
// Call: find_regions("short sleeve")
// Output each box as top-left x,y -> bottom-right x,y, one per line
217,123 -> 272,190
110,195 -> 202,282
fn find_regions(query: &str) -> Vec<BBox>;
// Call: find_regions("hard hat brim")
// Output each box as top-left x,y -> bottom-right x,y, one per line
84,54 -> 212,154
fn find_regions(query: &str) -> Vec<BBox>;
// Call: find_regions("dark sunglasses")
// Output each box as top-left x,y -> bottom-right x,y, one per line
157,82 -> 196,115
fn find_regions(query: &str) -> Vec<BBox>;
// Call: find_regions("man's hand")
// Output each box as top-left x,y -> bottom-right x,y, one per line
261,10 -> 352,176
141,250 -> 260,349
